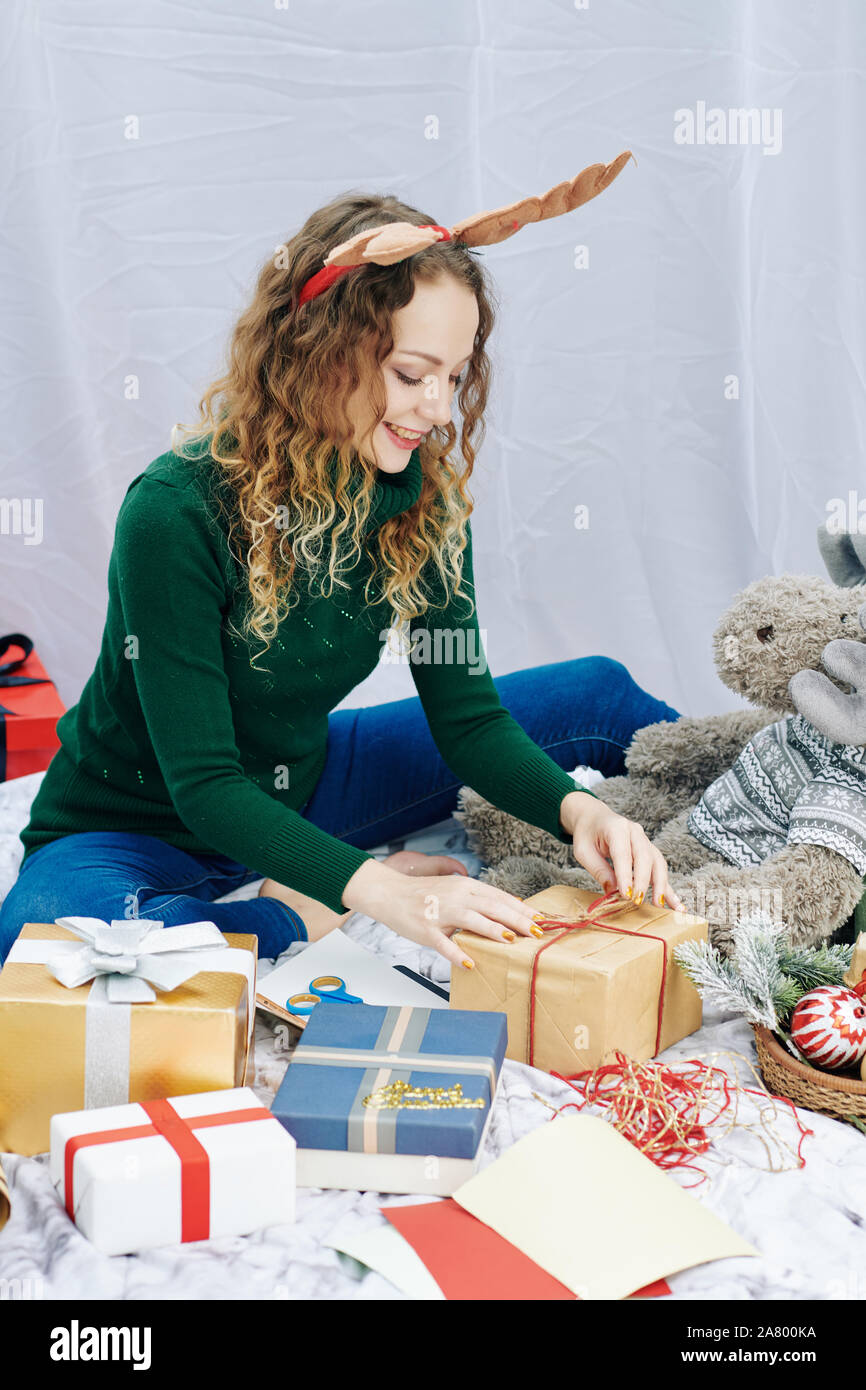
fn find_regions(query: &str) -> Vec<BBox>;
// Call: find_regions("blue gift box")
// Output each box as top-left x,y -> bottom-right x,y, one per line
271,1002 -> 507,1188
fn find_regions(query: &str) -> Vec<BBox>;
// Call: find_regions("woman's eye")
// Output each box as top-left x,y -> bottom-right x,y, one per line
394,369 -> 465,387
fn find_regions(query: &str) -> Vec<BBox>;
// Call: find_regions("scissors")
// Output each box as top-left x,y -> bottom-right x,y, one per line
286,975 -> 364,1016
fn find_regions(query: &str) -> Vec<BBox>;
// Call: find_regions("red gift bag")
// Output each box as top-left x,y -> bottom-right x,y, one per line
0,633 -> 65,782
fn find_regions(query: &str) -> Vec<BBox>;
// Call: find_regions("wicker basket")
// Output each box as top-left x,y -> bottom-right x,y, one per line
753,1024 -> 866,1123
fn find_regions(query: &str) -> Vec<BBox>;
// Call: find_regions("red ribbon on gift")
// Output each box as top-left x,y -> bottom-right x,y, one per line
0,633 -> 51,713
64,1100 -> 273,1242
527,888 -> 672,1069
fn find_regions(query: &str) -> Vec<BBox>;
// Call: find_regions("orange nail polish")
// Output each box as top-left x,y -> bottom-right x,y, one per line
659,893 -> 665,907
502,930 -> 516,942
530,926 -> 545,939
625,885 -> 633,899
635,891 -> 644,906
462,959 -> 474,970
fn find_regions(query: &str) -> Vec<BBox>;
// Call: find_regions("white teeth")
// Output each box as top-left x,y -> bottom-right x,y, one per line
386,422 -> 422,440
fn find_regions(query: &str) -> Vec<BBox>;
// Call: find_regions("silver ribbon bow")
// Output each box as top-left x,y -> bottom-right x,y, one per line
49,915 -> 231,1004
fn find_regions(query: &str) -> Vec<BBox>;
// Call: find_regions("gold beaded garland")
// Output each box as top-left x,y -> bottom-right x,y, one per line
361,1079 -> 486,1110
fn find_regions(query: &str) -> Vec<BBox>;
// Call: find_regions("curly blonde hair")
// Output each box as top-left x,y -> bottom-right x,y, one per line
172,189 -> 498,663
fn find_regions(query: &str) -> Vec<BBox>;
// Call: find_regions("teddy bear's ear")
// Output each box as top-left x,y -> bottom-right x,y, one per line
789,637 -> 866,745
817,522 -> 866,588
788,596 -> 866,744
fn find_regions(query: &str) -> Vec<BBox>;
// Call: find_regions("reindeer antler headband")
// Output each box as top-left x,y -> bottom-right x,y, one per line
296,150 -> 635,308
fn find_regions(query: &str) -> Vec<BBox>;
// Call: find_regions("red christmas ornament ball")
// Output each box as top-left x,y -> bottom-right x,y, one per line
789,985 -> 866,1071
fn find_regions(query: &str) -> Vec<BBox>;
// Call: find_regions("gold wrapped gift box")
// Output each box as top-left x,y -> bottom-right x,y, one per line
0,922 -> 257,1156
450,885 -> 708,1075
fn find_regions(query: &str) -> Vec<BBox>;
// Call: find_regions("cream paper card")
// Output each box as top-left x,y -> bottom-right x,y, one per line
452,1114 -> 758,1300
323,1221 -> 446,1300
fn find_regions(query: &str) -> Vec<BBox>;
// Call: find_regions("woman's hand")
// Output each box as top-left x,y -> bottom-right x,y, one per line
559,790 -> 685,910
341,856 -> 543,969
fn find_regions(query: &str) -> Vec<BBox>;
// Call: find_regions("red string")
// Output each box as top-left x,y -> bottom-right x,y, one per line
541,1052 -> 813,1186
528,888 -> 670,1068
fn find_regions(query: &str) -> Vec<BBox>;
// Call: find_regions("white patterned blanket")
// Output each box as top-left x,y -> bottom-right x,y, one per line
0,772 -> 864,1300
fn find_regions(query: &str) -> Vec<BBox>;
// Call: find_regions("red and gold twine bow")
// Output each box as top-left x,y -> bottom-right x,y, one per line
527,888 -> 671,1069
64,1101 -> 274,1241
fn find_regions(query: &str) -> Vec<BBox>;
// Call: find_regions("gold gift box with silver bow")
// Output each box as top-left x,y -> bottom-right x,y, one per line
0,919 -> 257,1156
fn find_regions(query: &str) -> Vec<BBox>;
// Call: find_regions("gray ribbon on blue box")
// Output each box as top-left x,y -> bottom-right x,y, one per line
290,1004 -> 497,1155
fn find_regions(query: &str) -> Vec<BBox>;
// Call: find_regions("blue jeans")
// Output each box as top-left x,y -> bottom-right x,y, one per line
0,656 -> 679,963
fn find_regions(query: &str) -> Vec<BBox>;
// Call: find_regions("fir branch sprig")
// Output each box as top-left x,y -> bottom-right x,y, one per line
674,934 -> 784,1030
776,940 -> 853,994
729,914 -> 798,1025
673,910 -> 850,1030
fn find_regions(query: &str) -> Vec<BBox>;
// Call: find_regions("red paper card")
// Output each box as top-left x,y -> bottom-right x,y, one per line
382,1200 -> 670,1301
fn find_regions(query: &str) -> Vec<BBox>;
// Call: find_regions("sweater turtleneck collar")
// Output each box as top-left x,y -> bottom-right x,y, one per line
367,446 -> 424,528
324,445 -> 424,531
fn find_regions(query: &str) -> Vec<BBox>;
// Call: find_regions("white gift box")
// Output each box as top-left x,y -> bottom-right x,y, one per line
50,1086 -> 296,1256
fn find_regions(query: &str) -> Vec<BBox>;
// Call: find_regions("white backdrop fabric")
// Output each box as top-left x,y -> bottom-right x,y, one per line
3,0 -> 866,730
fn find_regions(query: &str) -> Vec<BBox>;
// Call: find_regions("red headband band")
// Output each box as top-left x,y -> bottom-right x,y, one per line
297,225 -> 453,307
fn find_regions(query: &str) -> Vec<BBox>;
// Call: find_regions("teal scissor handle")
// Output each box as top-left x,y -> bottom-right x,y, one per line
308,974 -> 363,1004
286,974 -> 364,1015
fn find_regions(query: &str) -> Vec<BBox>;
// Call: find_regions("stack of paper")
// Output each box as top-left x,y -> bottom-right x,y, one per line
382,1201 -> 669,1299
255,928 -> 449,1024
450,1115 -> 758,1300
325,1114 -> 759,1300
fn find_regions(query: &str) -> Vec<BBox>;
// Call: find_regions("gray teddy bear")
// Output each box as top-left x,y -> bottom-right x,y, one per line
456,526 -> 866,955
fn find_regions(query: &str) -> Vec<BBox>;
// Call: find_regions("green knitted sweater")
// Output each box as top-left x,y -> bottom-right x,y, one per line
20,441 -> 592,913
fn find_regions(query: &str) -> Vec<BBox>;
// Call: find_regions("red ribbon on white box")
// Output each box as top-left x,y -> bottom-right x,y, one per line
63,1099 -> 275,1242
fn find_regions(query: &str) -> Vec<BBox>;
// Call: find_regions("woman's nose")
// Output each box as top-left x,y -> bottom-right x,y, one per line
417,383 -> 455,426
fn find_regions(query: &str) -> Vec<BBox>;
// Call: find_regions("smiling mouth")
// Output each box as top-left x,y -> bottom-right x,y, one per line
384,421 -> 425,441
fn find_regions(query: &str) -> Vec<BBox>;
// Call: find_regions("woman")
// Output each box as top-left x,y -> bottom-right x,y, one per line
0,184 -> 683,968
